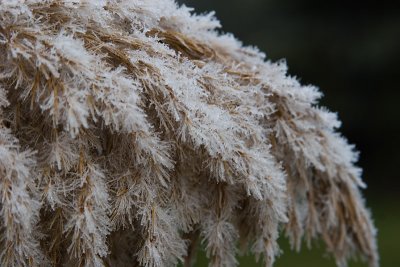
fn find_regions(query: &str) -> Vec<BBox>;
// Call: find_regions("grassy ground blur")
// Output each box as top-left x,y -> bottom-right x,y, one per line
191,198 -> 399,266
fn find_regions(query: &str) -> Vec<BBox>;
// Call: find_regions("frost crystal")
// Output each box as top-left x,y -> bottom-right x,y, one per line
0,1 -> 378,267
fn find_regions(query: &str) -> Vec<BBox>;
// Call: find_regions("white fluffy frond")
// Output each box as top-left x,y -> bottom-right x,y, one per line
0,1 -> 378,267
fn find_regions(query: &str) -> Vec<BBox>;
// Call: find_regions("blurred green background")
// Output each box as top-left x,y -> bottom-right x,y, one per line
177,0 -> 400,266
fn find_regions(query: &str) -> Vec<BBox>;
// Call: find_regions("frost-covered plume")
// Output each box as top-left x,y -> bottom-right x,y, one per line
0,0 -> 378,267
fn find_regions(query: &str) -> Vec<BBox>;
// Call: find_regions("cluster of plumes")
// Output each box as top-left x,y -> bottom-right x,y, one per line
0,0 -> 378,267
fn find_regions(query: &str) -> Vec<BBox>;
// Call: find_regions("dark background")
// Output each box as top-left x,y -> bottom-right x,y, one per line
177,0 -> 400,266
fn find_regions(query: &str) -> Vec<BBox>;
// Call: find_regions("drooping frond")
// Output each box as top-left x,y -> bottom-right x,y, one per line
0,1 -> 377,267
